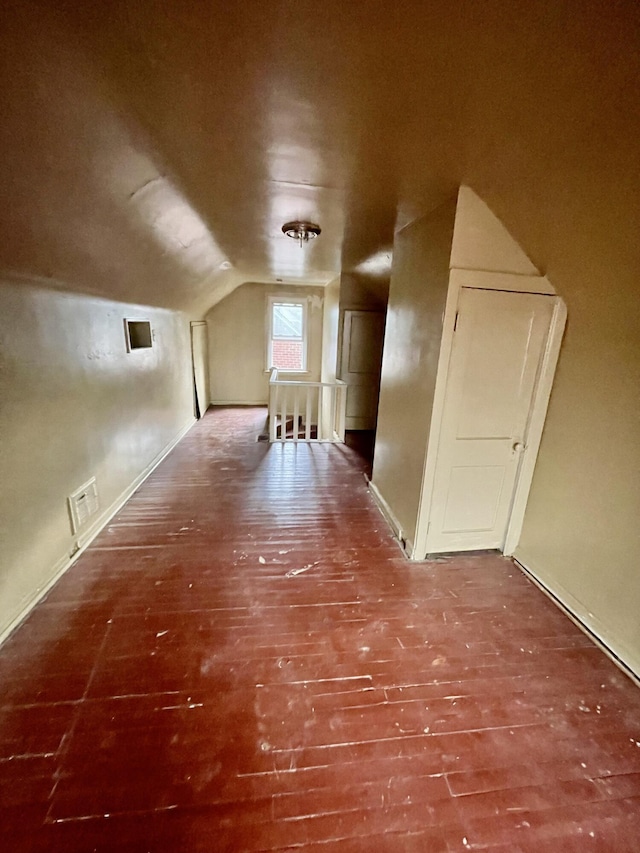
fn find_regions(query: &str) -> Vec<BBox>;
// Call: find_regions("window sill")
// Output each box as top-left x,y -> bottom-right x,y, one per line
265,369 -> 310,375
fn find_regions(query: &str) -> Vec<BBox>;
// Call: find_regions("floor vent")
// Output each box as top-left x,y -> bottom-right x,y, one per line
68,477 -> 99,534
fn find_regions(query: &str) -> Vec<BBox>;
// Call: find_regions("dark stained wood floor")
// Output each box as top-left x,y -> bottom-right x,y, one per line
1,407 -> 640,851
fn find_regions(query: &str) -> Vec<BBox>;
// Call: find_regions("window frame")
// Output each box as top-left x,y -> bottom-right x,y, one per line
266,295 -> 309,374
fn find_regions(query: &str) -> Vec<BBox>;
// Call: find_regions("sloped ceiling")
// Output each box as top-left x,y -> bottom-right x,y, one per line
1,0 -> 639,315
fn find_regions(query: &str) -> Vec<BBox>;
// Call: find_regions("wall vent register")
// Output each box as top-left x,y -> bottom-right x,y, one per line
68,477 -> 99,534
125,319 -> 153,351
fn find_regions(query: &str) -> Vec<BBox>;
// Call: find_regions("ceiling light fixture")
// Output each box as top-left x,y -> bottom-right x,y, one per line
282,220 -> 321,247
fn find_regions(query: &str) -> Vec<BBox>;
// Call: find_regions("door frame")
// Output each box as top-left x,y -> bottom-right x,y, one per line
412,268 -> 567,560
190,321 -> 210,419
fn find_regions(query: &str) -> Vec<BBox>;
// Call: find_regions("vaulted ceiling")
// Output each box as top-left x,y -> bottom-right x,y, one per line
1,0 -> 639,315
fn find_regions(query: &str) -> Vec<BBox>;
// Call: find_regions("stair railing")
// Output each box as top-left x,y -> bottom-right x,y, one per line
268,368 -> 347,443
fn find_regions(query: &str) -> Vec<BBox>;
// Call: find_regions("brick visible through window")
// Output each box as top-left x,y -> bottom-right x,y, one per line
272,340 -> 303,370
268,299 -> 307,371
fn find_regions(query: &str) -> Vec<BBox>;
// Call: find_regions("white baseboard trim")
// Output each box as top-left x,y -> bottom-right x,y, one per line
367,479 -> 410,554
210,400 -> 267,406
513,548 -> 640,688
0,418 -> 196,647
0,550 -> 74,648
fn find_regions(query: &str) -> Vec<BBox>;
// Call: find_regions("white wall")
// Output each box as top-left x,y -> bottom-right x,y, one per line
371,199 -> 456,546
450,187 -> 540,275
321,278 -> 340,385
515,277 -> 640,677
339,273 -> 389,313
0,280 -> 194,638
206,282 -> 325,404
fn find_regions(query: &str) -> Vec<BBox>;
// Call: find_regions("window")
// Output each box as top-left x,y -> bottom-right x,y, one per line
267,297 -> 307,372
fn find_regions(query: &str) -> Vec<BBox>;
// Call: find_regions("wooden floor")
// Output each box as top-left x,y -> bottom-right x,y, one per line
2,407 -> 640,852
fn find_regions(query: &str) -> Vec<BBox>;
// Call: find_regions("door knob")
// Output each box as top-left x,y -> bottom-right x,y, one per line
512,441 -> 525,453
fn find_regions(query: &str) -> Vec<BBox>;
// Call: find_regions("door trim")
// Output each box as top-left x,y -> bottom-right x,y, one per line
412,272 -> 566,560
503,297 -> 566,555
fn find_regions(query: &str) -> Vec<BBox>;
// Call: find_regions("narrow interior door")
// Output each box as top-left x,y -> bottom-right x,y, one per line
340,310 -> 386,430
190,322 -> 209,419
426,287 -> 554,553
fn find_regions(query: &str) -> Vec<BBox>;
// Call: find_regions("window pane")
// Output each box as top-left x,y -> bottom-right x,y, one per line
273,303 -> 303,339
271,340 -> 303,370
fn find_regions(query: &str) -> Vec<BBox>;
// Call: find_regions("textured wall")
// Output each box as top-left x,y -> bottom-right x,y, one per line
0,280 -> 194,636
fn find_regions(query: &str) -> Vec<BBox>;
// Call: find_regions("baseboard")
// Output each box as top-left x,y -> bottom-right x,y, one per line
210,400 -> 267,406
513,548 -> 640,687
0,418 -> 196,647
367,479 -> 410,553
0,549 -> 74,648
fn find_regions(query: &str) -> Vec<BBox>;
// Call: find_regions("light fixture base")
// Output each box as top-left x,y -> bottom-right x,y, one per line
282,220 -> 321,247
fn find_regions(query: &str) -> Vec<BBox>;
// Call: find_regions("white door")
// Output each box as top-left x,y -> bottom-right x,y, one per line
340,310 -> 386,430
190,321 -> 210,419
426,288 -> 554,553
